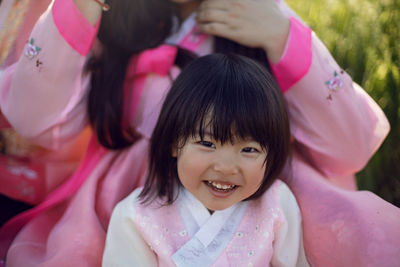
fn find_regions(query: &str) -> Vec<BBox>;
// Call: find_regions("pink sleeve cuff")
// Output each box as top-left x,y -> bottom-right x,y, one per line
52,0 -> 99,56
271,17 -> 312,93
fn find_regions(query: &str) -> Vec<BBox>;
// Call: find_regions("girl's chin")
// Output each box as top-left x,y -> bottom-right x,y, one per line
204,202 -> 234,213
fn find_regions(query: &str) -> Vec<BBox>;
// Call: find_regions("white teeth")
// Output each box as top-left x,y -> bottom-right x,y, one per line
209,181 -> 235,190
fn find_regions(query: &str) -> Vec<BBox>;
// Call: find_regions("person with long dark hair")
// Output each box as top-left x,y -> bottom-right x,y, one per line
0,0 -> 190,265
0,0 -> 398,266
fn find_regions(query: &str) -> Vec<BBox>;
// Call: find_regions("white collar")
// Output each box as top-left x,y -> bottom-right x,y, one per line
179,187 -> 246,247
166,12 -> 197,45
173,187 -> 248,266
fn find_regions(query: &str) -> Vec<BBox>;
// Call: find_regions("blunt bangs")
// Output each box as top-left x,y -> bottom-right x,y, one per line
140,53 -> 290,204
173,54 -> 286,154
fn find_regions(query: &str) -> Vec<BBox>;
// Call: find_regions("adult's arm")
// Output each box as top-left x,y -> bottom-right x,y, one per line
0,0 -> 100,150
272,0 -> 389,177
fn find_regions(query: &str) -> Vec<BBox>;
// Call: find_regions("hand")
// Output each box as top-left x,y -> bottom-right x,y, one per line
196,0 -> 290,63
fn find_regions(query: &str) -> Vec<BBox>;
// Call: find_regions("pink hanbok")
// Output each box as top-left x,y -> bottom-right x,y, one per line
0,0 -> 398,266
103,181 -> 309,266
0,0 -> 86,205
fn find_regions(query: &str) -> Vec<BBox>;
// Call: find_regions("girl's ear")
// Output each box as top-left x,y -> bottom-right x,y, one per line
171,144 -> 178,158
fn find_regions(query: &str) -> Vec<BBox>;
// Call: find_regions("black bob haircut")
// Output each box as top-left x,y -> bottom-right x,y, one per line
140,53 -> 290,205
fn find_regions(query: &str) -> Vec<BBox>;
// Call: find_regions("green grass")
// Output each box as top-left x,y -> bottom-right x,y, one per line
286,0 -> 400,206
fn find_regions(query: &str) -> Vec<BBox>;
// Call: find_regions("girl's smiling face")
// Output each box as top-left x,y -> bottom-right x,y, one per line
173,133 -> 267,212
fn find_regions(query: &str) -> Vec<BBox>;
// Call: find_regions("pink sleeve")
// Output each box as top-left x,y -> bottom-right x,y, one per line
270,17 -> 312,93
275,2 -> 389,177
0,0 -> 99,150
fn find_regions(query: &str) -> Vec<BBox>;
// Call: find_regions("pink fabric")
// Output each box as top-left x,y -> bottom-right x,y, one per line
0,8 -> 91,146
135,45 -> 178,76
0,0 -> 51,67
285,48 -> 389,178
179,27 -> 208,52
0,111 -> 11,129
134,182 -> 284,266
0,0 -> 88,206
0,0 -> 398,266
126,45 -> 178,122
0,43 -> 179,261
0,124 -> 90,205
14,0 -> 52,59
0,155 -> 46,204
271,17 -> 312,92
0,135 -> 106,257
135,196 -> 189,266
52,0 -> 99,56
284,152 -> 400,267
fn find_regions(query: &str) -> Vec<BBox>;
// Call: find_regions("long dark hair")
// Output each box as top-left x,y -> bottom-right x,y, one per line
140,53 -> 291,205
86,0 -> 195,150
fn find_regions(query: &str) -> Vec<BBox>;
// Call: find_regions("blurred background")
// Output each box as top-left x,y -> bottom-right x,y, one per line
287,0 -> 400,207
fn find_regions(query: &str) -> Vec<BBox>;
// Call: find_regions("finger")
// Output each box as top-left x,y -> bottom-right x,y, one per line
197,9 -> 232,24
197,22 -> 238,40
198,0 -> 230,12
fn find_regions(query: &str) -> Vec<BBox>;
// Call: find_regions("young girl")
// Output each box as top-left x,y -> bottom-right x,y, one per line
0,0 -> 398,266
103,53 -> 309,267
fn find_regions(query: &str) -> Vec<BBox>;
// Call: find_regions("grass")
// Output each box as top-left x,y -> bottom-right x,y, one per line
286,0 -> 400,206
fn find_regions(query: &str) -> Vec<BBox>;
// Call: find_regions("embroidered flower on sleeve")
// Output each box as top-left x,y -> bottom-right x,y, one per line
325,71 -> 344,91
24,38 -> 41,59
325,70 -> 344,101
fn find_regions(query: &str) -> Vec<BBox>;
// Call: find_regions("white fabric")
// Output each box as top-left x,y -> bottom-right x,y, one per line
172,189 -> 248,266
102,190 -> 157,267
166,13 -> 197,45
271,183 -> 309,267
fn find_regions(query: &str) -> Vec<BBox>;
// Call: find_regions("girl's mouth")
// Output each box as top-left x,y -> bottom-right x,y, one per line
205,180 -> 237,192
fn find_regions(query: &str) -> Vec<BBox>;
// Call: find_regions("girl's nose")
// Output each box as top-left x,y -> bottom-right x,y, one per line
213,154 -> 239,175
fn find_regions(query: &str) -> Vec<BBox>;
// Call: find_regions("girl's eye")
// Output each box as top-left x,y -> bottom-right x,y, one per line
197,140 -> 216,148
242,147 -> 259,153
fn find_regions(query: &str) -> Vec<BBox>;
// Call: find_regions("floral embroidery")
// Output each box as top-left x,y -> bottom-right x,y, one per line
236,232 -> 244,238
179,230 -> 187,237
36,59 -> 44,72
24,38 -> 41,59
36,59 -> 43,67
325,71 -> 344,101
325,71 -> 344,90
